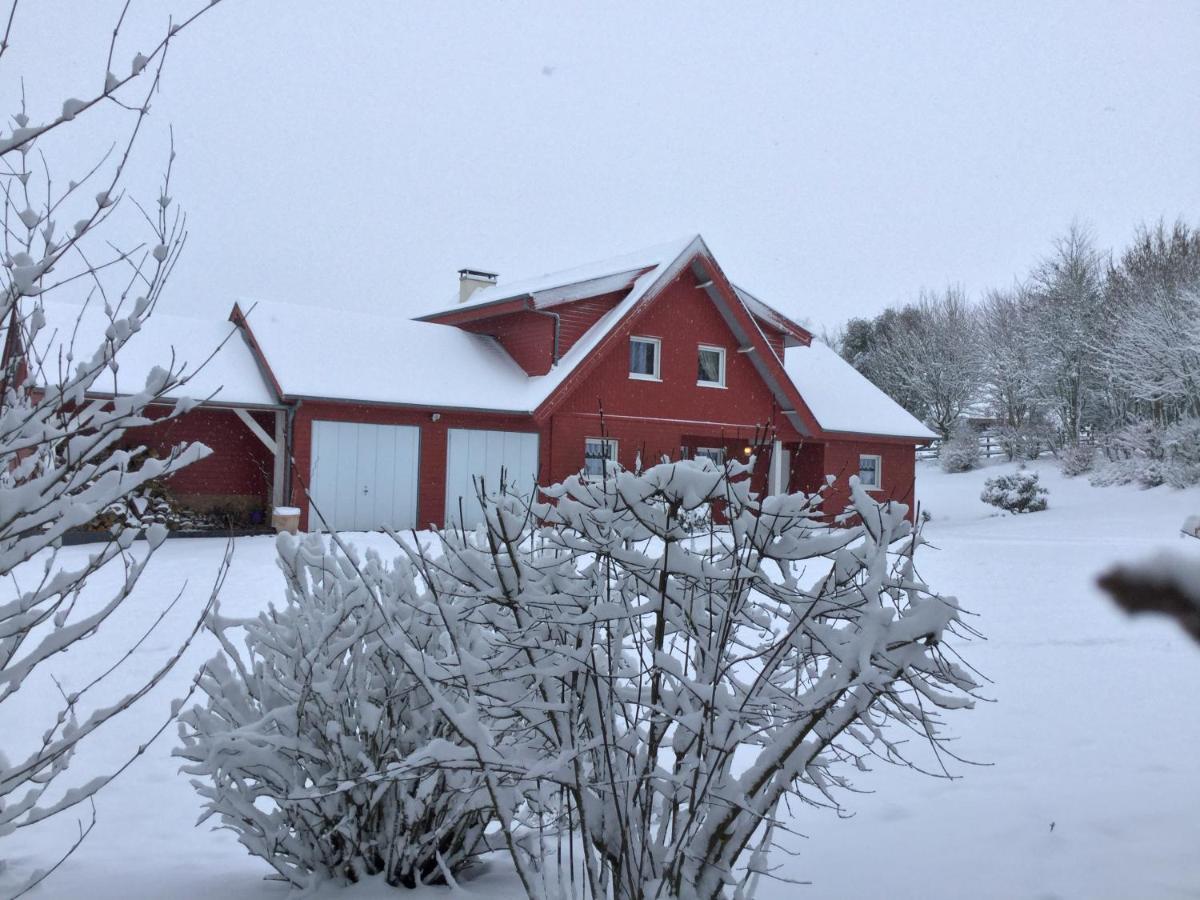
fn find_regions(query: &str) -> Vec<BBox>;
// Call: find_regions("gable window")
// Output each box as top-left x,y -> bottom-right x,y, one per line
629,336 -> 661,380
584,437 -> 618,477
858,454 -> 882,490
697,345 -> 726,387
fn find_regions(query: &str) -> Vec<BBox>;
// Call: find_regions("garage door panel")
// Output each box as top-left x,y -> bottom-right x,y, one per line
445,428 -> 539,529
309,420 -> 420,532
372,426 -> 397,528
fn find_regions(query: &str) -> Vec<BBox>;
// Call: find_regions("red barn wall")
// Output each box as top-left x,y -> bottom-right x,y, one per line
125,406 -> 274,511
290,401 -> 543,530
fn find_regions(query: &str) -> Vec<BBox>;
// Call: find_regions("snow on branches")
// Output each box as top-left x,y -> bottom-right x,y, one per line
182,458 -> 977,899
0,2 -> 225,893
176,534 -> 492,890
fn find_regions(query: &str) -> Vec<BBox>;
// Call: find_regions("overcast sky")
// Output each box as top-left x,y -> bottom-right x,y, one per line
11,1 -> 1200,332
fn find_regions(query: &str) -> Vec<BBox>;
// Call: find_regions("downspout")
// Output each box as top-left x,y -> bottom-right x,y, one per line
284,399 -> 300,506
530,302 -> 561,367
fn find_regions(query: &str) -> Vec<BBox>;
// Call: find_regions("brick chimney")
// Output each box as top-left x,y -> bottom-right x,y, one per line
458,268 -> 498,304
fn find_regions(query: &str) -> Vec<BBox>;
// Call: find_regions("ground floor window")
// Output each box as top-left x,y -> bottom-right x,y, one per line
584,437 -> 619,476
858,453 -> 882,489
694,446 -> 727,466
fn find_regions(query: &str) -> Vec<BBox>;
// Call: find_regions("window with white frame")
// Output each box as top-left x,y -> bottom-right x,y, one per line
629,336 -> 661,380
584,437 -> 619,477
858,454 -> 882,490
694,446 -> 727,466
697,344 -> 726,387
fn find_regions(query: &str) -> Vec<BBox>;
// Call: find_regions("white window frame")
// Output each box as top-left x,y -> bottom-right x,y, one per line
694,446 -> 727,466
858,454 -> 883,491
584,437 -> 619,477
697,344 -> 726,388
629,336 -> 662,381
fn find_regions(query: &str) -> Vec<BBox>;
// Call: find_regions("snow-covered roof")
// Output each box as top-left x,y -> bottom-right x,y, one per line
238,298 -> 536,411
32,299 -> 278,408
782,340 -> 936,440
242,234 -> 704,413
732,285 -> 810,343
421,236 -> 699,318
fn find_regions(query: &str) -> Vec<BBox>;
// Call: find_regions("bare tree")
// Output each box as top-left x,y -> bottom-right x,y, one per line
869,287 -> 981,440
0,2 -> 225,892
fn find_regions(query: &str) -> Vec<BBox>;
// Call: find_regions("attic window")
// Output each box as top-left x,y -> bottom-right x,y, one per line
629,336 -> 661,381
697,345 -> 726,388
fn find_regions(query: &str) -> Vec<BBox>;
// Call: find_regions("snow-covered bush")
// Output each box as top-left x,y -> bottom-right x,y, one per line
267,460 -> 976,900
1090,457 -> 1166,488
1163,418 -> 1200,488
981,468 -> 1048,513
940,427 -> 981,472
995,422 -> 1053,461
176,534 -> 490,889
0,4 -> 223,891
1060,444 -> 1095,477
1102,421 -> 1164,463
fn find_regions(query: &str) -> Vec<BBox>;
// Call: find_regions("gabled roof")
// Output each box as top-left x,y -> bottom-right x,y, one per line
783,340 -> 937,440
234,235 -> 704,414
236,235 -> 932,442
31,298 -> 278,408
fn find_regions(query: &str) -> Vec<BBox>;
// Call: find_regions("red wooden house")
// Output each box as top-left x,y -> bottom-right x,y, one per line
41,235 -> 934,531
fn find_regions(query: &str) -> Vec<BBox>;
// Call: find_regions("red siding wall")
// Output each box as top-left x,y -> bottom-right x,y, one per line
125,407 -> 274,508
459,310 -> 554,375
820,437 -> 919,519
547,271 -> 801,490
757,323 -> 786,362
456,290 -> 626,376
555,291 -> 624,356
290,401 -> 543,530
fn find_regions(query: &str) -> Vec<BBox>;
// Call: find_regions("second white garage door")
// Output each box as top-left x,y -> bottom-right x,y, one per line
308,420 -> 420,531
444,428 -> 540,528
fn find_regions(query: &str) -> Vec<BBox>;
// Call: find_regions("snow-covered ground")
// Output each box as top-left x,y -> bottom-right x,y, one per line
3,459 -> 1199,899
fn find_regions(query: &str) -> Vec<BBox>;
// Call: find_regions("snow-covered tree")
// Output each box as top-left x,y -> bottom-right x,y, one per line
976,287 -> 1053,457
0,2 -> 224,891
1098,223 -> 1200,427
208,461 -> 977,899
1027,224 -> 1108,446
866,287 -> 981,440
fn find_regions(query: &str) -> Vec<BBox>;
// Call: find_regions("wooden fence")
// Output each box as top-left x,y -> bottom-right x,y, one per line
917,428 -> 1094,462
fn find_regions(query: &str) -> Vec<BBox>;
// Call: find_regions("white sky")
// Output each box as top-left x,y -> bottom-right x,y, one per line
9,1 -> 1200,331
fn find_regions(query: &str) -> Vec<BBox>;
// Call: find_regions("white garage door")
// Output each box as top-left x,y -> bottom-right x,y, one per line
308,420 -> 420,531
444,428 -> 540,528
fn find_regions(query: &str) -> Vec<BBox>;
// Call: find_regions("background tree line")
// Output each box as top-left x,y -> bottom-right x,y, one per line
832,220 -> 1200,484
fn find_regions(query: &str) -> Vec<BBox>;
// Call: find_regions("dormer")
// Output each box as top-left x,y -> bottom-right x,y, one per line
416,266 -> 652,376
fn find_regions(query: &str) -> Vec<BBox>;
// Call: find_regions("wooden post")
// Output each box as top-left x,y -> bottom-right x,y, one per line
272,409 -> 286,508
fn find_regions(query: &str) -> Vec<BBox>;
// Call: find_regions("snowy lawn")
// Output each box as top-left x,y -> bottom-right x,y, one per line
3,459 -> 1199,899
